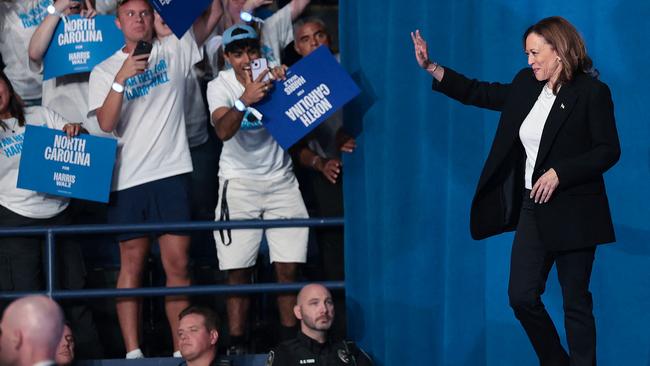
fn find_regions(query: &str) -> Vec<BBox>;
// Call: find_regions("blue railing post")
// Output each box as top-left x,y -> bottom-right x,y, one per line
45,229 -> 55,298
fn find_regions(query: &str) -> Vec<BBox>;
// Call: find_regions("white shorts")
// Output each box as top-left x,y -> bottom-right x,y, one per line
214,174 -> 309,270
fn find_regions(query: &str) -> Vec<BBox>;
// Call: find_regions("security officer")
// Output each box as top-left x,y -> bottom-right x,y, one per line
267,284 -> 372,366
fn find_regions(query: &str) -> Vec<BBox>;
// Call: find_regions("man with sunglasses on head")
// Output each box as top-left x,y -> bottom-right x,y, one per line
206,24 -> 309,354
87,0 -> 222,359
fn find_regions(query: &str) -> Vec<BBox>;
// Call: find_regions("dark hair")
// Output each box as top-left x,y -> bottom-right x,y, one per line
523,16 -> 597,94
0,69 -> 26,131
178,305 -> 220,331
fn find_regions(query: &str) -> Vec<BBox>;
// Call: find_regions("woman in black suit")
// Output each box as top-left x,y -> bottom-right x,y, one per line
411,16 -> 620,366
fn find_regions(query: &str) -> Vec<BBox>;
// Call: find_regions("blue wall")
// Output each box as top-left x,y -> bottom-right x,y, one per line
340,1 -> 650,365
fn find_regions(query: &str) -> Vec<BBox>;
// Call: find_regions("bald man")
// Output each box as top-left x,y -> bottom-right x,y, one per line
267,284 -> 372,366
0,295 -> 64,366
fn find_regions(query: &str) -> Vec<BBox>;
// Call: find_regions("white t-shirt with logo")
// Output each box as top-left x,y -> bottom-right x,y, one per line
88,31 -> 201,191
206,68 -> 292,180
0,0 -> 49,100
0,106 -> 70,218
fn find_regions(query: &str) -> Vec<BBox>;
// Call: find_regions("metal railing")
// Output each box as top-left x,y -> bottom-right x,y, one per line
0,218 -> 345,301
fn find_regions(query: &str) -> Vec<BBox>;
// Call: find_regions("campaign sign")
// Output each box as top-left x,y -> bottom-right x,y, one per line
17,126 -> 117,203
255,46 -> 361,150
150,0 -> 213,39
43,15 -> 123,80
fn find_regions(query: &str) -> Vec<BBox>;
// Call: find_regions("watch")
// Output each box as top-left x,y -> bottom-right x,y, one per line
111,82 -> 125,93
46,4 -> 62,17
234,99 -> 246,112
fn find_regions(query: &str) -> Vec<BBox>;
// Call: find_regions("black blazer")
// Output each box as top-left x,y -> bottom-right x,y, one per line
433,67 -> 620,250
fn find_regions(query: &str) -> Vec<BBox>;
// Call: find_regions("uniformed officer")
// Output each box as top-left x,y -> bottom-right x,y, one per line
267,284 -> 372,366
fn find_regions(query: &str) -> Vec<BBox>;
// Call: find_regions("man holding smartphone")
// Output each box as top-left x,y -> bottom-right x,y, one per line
87,0 -> 222,358
206,24 -> 308,354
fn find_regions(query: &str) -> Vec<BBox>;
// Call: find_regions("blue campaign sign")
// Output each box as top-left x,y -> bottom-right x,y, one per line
255,46 -> 361,150
16,126 -> 117,203
150,0 -> 213,39
43,15 -> 123,80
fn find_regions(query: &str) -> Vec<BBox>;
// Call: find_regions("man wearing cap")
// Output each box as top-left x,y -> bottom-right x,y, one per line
206,24 -> 309,354
267,284 -> 373,366
87,0 -> 222,358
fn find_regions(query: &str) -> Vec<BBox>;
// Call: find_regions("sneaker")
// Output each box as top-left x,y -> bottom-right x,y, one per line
125,348 -> 145,359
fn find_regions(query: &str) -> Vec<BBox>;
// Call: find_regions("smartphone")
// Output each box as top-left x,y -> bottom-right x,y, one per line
251,58 -> 270,82
133,40 -> 152,56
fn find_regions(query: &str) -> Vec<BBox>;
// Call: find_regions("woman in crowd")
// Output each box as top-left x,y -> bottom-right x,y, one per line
0,69 -> 82,293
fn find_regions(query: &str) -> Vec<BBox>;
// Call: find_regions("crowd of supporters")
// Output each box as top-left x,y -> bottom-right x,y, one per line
0,0 -> 354,359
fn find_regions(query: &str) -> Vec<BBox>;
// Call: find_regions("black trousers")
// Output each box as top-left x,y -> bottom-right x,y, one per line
508,194 -> 597,366
0,204 -> 104,358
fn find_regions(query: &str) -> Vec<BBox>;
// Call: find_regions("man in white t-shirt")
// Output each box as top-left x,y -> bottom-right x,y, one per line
87,0 -> 222,358
206,24 -> 308,353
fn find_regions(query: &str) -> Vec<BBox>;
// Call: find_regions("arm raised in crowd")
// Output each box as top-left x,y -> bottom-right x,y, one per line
192,0 -> 223,46
28,0 -> 96,65
242,0 -> 273,15
290,0 -> 311,20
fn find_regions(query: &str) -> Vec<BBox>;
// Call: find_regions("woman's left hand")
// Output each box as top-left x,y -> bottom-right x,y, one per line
62,123 -> 83,137
531,168 -> 559,203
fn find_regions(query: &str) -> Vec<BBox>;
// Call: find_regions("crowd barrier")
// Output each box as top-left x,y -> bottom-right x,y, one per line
0,218 -> 345,301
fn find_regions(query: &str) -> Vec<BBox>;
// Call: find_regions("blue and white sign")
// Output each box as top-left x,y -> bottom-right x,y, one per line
150,0 -> 213,39
17,126 -> 117,203
255,46 -> 361,150
43,15 -> 123,80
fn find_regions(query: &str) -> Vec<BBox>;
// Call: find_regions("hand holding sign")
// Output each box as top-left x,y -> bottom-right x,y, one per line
255,46 -> 361,149
62,123 -> 84,137
17,126 -> 117,203
79,0 -> 97,18
268,65 -> 288,81
43,15 -> 123,80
